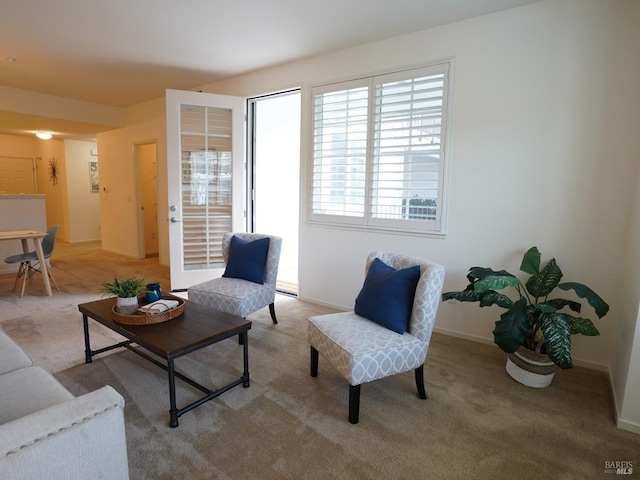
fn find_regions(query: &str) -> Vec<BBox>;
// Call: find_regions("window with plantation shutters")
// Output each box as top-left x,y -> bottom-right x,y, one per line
310,63 -> 451,233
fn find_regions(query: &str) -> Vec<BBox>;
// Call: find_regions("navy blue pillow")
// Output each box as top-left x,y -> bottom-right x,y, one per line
222,236 -> 270,285
354,258 -> 421,334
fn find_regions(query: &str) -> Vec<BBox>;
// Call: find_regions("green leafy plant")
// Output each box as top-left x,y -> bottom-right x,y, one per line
442,247 -> 609,369
100,276 -> 147,299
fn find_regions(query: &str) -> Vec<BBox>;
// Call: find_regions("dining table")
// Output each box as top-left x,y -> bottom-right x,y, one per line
0,229 -> 52,296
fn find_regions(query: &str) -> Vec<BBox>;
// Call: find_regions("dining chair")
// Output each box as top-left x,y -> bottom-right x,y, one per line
4,225 -> 61,297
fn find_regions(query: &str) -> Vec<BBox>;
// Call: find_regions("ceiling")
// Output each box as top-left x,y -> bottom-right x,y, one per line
0,0 -> 541,140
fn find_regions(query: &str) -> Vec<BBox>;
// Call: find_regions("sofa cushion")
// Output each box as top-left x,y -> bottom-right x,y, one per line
0,366 -> 74,424
0,330 -> 33,375
354,258 -> 420,334
223,235 -> 270,285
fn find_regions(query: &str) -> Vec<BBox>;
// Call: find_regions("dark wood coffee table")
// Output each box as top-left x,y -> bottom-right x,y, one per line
78,295 -> 251,427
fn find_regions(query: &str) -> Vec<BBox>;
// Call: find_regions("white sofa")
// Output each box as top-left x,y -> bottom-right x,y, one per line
0,325 -> 129,479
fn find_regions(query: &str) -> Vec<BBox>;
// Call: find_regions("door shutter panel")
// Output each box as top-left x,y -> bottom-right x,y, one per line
180,104 -> 232,269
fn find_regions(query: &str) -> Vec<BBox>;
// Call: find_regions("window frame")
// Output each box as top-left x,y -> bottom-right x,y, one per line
308,61 -> 452,236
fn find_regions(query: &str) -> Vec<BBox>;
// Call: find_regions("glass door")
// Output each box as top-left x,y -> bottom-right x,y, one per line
248,90 -> 301,294
166,89 -> 245,290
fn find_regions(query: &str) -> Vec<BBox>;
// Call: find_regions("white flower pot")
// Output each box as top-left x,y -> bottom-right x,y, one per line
505,346 -> 555,388
116,296 -> 139,315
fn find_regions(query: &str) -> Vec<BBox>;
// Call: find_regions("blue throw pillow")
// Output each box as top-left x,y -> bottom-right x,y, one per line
223,236 -> 270,285
354,258 -> 421,334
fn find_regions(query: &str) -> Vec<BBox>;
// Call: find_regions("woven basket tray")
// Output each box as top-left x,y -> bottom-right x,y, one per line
112,297 -> 185,325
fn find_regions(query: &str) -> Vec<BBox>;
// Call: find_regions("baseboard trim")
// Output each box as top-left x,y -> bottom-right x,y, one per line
296,295 -> 347,312
432,326 -> 494,346
432,326 -> 609,371
616,418 -> 640,435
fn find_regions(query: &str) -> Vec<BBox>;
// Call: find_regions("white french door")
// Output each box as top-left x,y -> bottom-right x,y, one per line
166,89 -> 245,290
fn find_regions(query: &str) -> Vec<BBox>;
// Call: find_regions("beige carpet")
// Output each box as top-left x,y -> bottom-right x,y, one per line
1,241 -> 639,479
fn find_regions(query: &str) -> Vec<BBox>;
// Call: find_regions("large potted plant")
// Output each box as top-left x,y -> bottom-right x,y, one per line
442,247 -> 609,387
100,276 -> 147,314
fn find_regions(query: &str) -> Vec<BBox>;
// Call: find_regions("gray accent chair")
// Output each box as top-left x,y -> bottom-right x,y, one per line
308,252 -> 445,424
188,232 -> 282,323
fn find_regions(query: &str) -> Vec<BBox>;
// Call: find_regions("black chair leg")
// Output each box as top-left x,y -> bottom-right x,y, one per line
269,303 -> 277,324
415,364 -> 427,400
349,384 -> 361,424
239,318 -> 247,345
310,347 -> 319,377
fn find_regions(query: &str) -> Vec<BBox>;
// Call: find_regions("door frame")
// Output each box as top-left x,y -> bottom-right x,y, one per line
246,89 -> 301,294
134,140 -> 159,259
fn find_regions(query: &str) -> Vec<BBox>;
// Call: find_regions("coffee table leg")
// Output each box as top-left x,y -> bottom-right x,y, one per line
168,358 -> 179,428
242,331 -> 250,388
82,314 -> 92,364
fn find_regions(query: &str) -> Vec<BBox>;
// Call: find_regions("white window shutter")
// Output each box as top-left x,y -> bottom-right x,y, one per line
309,62 -> 451,233
180,105 -> 233,269
311,80 -> 368,224
371,64 -> 447,231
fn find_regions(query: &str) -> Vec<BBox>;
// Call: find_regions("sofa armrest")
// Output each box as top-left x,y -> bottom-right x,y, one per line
0,385 -> 129,480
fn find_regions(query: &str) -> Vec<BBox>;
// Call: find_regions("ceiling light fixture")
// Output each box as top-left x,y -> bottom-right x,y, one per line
36,132 -> 53,140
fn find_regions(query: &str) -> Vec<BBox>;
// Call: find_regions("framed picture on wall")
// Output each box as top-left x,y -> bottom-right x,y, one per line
89,161 -> 99,192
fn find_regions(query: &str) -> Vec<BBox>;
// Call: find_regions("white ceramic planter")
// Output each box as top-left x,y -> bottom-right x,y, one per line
505,346 -> 555,388
116,296 -> 139,315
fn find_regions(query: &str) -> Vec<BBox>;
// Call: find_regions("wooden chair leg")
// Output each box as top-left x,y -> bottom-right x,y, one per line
12,262 -> 26,292
415,364 -> 427,400
349,384 -> 361,424
26,261 -> 35,287
310,347 -> 319,377
20,262 -> 29,298
268,303 -> 277,324
48,267 -> 60,292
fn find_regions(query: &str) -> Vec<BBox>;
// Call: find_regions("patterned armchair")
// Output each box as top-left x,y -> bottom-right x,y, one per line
188,233 -> 282,323
308,251 -> 445,423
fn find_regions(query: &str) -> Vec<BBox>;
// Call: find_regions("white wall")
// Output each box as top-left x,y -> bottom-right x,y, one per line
595,0 -> 640,434
192,0 -> 640,430
63,139 -> 100,242
613,156 -> 640,434
34,139 -> 67,240
200,0 -> 640,367
619,314 -> 640,434
97,100 -> 168,262
0,85 -> 125,129
101,0 -> 640,431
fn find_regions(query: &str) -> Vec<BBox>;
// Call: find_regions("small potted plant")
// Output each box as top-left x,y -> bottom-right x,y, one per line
100,276 -> 147,314
442,247 -> 609,387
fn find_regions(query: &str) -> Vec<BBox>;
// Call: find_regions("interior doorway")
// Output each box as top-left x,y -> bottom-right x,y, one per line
135,142 -> 159,258
248,90 -> 301,294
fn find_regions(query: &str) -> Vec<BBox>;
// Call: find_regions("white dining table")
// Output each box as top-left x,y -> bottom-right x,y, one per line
0,229 -> 52,296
